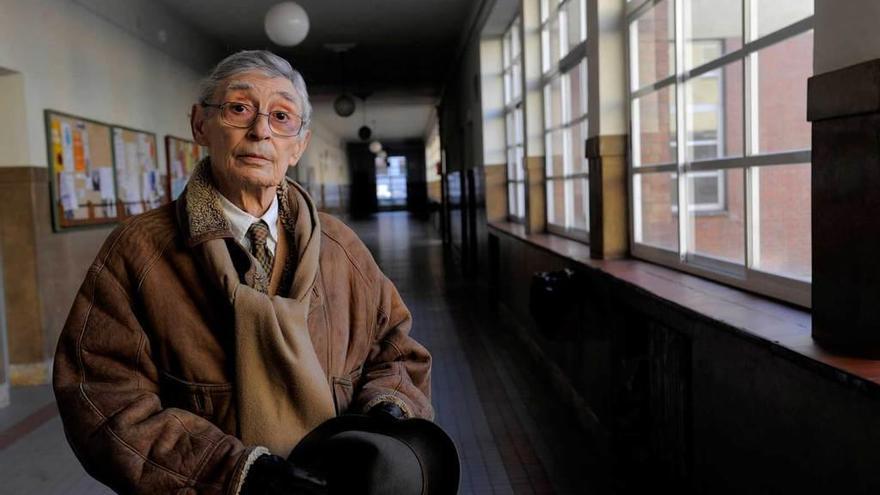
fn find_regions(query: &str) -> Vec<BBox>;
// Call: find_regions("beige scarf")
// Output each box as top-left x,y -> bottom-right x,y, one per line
183,160 -> 335,456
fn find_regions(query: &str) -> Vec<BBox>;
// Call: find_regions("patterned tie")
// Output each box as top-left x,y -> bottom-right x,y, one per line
247,220 -> 274,276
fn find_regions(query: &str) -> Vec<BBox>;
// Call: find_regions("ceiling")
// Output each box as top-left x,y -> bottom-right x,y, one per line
156,0 -> 477,98
310,94 -> 436,141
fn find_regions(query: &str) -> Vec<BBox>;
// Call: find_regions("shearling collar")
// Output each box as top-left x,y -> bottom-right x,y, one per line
176,157 -> 298,246
176,157 -> 321,298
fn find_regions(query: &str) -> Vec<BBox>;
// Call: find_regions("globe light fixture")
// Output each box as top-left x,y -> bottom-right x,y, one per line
264,2 -> 310,47
334,94 -> 356,117
358,126 -> 372,141
369,140 -> 383,154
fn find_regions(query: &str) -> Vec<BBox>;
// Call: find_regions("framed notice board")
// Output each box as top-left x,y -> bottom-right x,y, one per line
166,135 -> 207,200
112,126 -> 166,219
45,110 -> 119,231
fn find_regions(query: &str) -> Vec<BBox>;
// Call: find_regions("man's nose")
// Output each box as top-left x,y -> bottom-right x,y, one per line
247,113 -> 272,140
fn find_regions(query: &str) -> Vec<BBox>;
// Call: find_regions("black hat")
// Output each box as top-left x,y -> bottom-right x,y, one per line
288,415 -> 460,495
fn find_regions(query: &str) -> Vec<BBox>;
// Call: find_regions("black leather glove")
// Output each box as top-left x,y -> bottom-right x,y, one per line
240,453 -> 327,495
366,401 -> 407,421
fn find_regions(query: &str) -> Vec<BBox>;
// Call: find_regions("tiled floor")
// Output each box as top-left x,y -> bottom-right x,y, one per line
0,211 -> 607,494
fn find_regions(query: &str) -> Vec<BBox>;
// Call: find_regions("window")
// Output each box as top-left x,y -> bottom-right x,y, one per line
503,17 -> 526,221
542,0 -> 589,241
627,0 -> 813,307
376,156 -> 407,208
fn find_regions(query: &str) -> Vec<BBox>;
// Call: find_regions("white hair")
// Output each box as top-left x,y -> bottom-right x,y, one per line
198,50 -> 311,129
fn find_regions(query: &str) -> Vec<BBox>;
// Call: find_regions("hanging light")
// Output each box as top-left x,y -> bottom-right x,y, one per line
334,94 -> 356,117
358,126 -> 372,141
265,2 -> 310,47
369,140 -> 383,154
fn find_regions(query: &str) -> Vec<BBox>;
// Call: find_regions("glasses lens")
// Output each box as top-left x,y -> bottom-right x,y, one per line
221,103 -> 256,127
270,112 -> 302,137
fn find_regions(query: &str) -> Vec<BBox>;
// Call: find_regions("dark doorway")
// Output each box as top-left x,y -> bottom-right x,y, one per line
347,139 -> 428,218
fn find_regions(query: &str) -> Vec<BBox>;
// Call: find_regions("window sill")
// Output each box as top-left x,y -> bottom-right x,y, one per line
488,220 -> 880,394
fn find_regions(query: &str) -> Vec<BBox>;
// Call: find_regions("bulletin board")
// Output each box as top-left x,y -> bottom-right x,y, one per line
45,110 -> 119,231
112,126 -> 166,218
165,135 -> 207,200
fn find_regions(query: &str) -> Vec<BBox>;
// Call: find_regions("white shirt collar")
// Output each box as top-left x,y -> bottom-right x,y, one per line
217,193 -> 279,253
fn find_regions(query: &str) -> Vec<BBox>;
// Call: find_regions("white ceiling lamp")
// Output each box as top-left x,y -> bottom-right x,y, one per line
265,2 -> 310,47
369,140 -> 383,154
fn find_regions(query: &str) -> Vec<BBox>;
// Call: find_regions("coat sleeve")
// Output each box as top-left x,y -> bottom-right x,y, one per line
352,272 -> 434,420
52,227 -> 265,495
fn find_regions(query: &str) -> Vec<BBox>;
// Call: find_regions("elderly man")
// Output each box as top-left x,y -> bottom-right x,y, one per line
53,50 -> 432,495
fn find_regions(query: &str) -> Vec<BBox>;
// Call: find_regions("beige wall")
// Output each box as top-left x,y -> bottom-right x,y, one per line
0,0 -> 215,382
0,0 -> 204,170
298,118 -> 350,186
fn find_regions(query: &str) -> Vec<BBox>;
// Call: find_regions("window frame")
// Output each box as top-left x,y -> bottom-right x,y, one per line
541,0 -> 590,243
626,0 -> 814,307
503,16 -> 527,223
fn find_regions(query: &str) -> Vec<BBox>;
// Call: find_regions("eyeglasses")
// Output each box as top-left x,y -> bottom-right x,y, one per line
201,101 -> 307,137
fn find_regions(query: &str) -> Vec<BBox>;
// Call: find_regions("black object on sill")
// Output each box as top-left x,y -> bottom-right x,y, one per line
529,268 -> 580,340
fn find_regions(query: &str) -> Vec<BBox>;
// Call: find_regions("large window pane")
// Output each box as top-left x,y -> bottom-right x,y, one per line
631,0 -> 674,89
634,85 -> 676,166
514,107 -> 524,144
688,168 -> 744,264
512,60 -> 522,101
547,179 -> 566,227
508,182 -> 517,217
564,0 -> 586,48
686,60 -> 743,161
570,122 -> 587,174
756,0 -> 813,38
507,148 -> 515,179
756,163 -> 811,280
549,16 -> 562,69
566,60 -> 588,120
545,76 -> 563,129
517,183 -> 526,218
511,18 -> 521,58
756,31 -> 813,154
546,129 -> 565,178
685,0 -> 742,70
515,145 -> 524,181
636,172 -> 679,251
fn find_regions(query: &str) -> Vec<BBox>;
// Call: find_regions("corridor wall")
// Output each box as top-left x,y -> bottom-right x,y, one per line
0,0 -> 215,385
433,0 -> 880,491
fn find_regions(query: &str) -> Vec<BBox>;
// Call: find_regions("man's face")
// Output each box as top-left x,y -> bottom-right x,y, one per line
191,70 -> 311,191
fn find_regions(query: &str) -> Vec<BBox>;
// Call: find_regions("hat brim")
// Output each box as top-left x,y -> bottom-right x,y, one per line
289,415 -> 460,495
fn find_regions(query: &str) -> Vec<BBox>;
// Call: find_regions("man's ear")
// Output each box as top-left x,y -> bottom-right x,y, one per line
191,103 -> 210,146
290,129 -> 312,167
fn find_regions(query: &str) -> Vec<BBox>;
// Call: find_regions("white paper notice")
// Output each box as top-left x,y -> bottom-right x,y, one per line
171,159 -> 183,179
99,167 -> 115,200
142,171 -> 153,201
59,172 -> 78,212
113,131 -> 125,170
81,127 -> 91,172
61,123 -> 75,173
124,143 -> 141,202
137,134 -> 152,170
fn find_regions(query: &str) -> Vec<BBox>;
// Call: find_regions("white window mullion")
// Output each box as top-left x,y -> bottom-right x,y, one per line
675,0 -> 689,260
744,0 -> 760,270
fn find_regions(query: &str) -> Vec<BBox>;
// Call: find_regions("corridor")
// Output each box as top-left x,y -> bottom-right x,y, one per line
0,212 -> 607,495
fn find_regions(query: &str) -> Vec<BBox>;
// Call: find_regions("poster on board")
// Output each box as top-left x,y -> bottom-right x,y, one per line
165,135 -> 208,199
112,126 -> 166,218
45,110 -> 119,231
